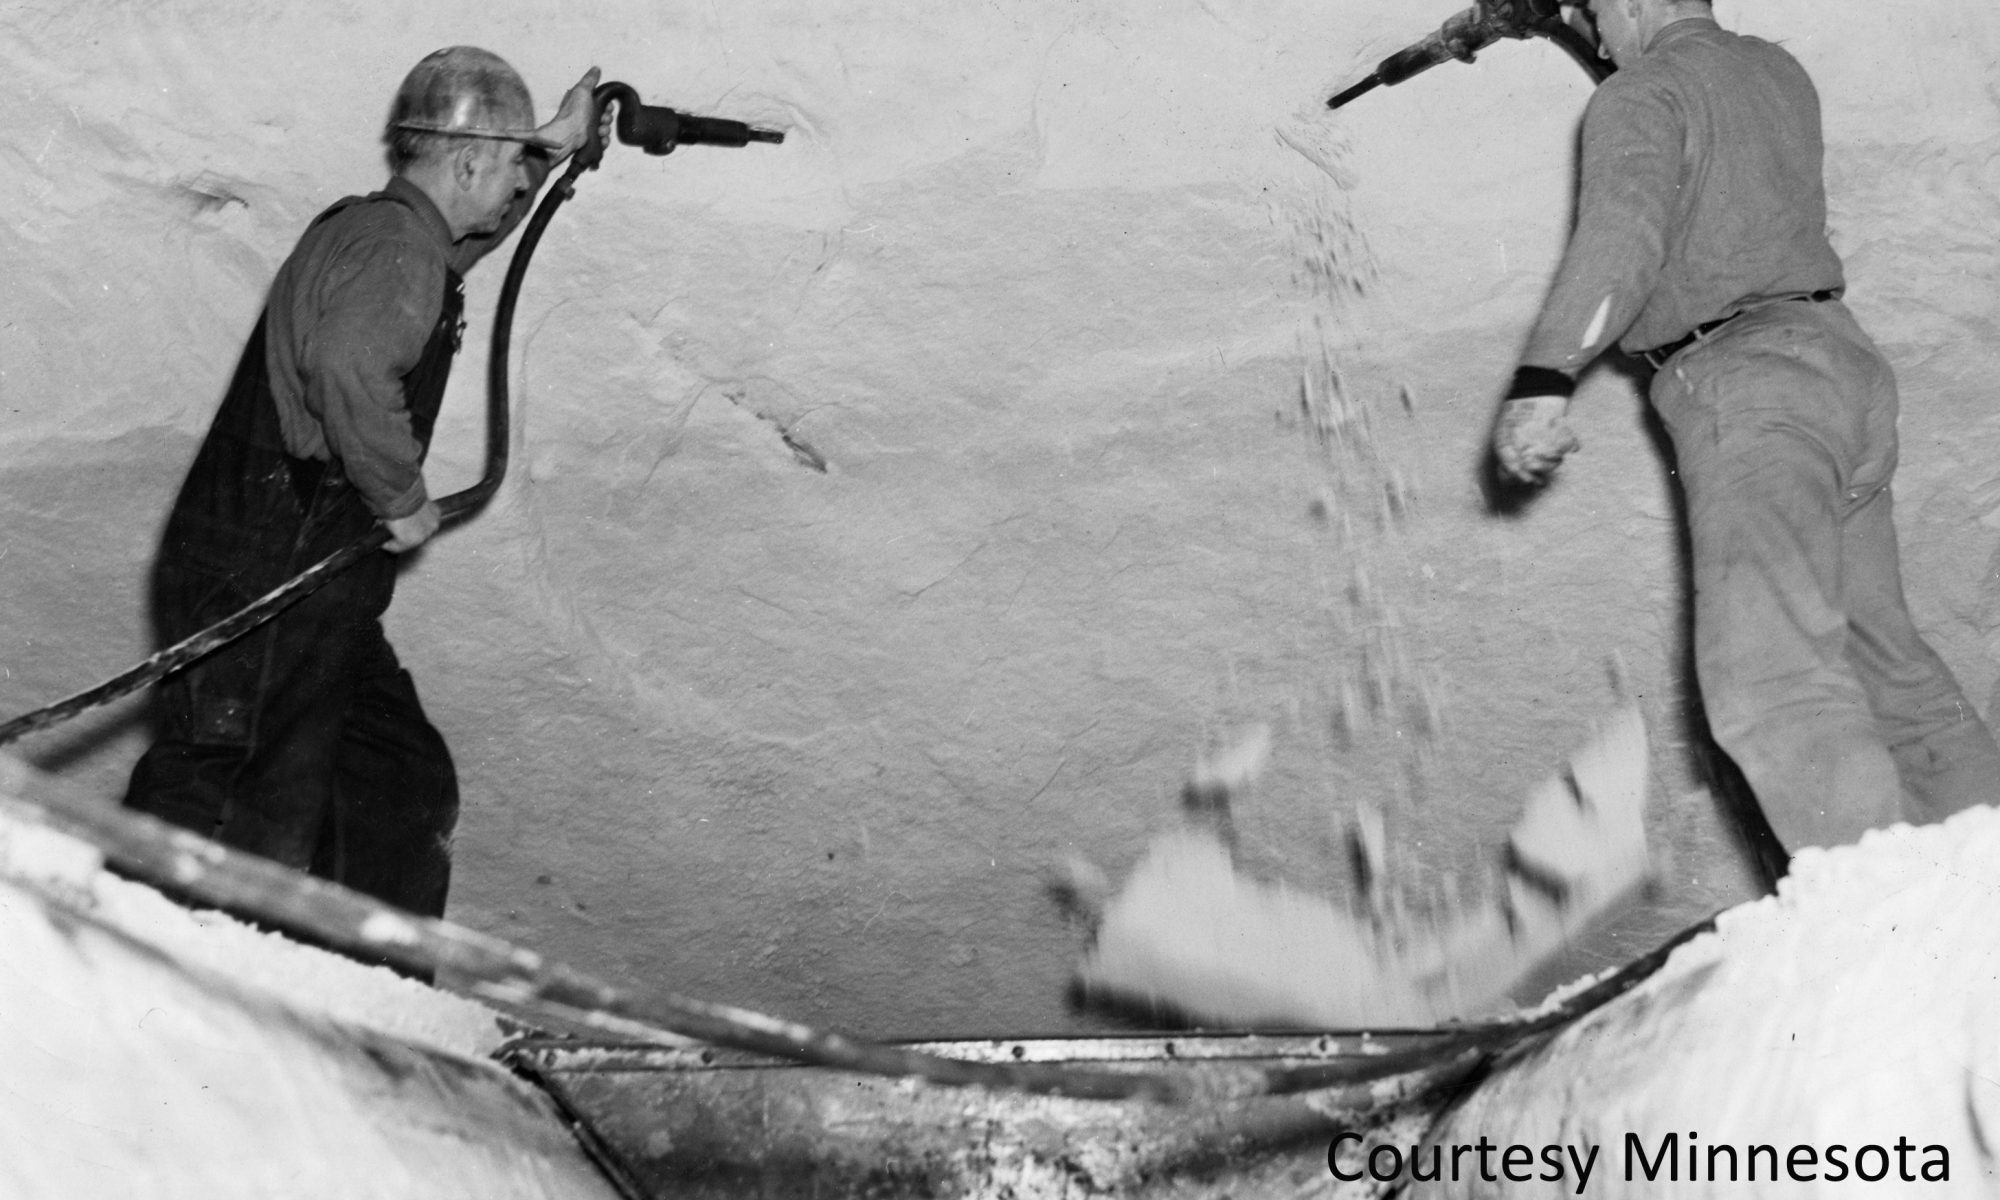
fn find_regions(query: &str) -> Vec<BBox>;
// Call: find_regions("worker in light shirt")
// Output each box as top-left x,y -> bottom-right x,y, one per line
1490,0 -> 2000,855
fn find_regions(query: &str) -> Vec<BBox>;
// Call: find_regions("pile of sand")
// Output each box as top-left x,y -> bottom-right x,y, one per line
1399,802 -> 2000,1198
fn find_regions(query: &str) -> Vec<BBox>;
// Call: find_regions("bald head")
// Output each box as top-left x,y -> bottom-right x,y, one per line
1584,0 -> 1715,67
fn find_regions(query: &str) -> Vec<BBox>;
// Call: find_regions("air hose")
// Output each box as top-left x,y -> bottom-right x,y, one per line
0,84 -> 781,749
4,747 -> 1716,1104
0,86 -> 1696,1108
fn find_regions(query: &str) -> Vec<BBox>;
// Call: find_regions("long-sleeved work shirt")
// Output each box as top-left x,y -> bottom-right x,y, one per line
1521,18 -> 1845,373
263,175 -> 457,520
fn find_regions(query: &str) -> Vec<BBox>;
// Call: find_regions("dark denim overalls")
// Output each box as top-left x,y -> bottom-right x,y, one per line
126,193 -> 465,918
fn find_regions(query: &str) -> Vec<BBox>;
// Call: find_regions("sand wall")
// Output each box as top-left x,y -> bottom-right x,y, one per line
1,0 -> 1995,1034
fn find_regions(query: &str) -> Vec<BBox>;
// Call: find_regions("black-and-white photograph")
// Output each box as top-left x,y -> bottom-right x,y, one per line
1,1 -> 1994,1195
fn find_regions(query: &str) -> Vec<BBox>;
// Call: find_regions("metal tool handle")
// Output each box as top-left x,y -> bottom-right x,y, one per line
581,81 -> 785,164
1326,0 -> 1611,110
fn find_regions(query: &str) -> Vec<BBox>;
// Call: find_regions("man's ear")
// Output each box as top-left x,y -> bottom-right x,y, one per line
451,141 -> 482,190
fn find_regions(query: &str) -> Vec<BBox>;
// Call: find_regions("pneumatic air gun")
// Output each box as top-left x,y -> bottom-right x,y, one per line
0,78 -> 789,751
577,81 -> 785,169
1326,0 -> 1611,110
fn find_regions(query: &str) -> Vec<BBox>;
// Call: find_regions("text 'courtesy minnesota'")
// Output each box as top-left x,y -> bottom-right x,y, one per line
1327,1130 -> 1955,1192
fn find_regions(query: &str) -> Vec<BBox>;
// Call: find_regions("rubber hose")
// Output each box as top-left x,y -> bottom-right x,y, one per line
0,153 -> 591,748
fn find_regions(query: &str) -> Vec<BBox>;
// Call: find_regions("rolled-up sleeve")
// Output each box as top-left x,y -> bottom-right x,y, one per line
1521,78 -> 1685,374
300,236 -> 443,519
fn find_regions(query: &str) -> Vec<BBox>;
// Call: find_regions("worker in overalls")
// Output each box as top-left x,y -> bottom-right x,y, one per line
125,48 -> 599,917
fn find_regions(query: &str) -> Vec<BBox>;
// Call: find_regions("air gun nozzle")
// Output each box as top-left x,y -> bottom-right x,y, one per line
1326,76 -> 1383,110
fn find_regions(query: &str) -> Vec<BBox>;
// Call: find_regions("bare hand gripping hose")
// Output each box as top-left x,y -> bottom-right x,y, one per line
0,85 -> 1701,1107
0,84 -> 778,749
0,169 -> 556,747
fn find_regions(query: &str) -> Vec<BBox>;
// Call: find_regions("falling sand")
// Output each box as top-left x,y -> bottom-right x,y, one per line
1073,706 -> 1652,1027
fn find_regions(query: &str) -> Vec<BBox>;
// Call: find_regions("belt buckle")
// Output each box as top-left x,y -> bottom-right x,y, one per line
1642,340 -> 1685,371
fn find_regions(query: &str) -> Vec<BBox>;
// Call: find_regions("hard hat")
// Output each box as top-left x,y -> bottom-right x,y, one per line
387,46 -> 559,148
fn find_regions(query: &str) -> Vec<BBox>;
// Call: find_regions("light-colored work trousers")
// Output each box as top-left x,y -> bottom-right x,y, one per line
1651,297 -> 2000,849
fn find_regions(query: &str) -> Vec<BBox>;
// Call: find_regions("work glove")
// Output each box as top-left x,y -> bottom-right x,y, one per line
1492,371 -> 1580,486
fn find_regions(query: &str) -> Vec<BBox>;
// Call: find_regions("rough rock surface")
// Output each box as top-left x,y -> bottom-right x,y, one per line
1,0 -> 1995,1036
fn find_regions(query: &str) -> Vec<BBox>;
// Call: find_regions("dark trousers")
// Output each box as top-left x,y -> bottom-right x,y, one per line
125,304 -> 462,919
1653,298 -> 2000,848
127,328 -> 462,908
125,558 -> 459,918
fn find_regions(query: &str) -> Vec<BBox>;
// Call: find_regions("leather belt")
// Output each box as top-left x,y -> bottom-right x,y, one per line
1640,288 -> 1841,369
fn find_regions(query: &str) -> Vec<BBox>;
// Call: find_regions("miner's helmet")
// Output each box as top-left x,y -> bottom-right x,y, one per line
387,46 -> 560,149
